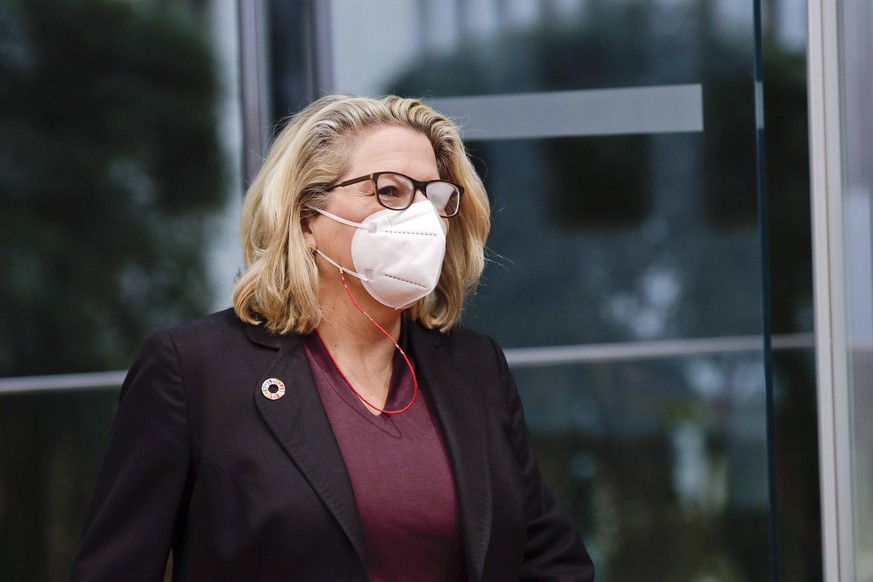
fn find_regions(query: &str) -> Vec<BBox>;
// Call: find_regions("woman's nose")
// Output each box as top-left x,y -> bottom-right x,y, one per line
412,188 -> 428,204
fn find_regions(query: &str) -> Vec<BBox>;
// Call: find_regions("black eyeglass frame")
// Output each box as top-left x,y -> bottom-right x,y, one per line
326,171 -> 464,217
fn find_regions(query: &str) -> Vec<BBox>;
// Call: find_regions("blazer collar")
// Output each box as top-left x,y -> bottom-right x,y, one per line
245,320 -> 287,350
409,325 -> 493,582
247,323 -> 367,566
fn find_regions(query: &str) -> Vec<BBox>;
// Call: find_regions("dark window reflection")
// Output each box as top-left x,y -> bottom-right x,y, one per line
0,0 -> 228,377
543,135 -> 649,229
268,0 -> 313,121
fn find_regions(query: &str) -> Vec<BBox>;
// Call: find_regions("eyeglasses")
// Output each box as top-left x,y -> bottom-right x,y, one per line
327,171 -> 464,218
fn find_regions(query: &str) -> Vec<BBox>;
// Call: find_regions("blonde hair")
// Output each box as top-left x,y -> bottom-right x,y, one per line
232,95 -> 491,335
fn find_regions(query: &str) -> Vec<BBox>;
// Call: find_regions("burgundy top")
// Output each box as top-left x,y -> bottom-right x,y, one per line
303,332 -> 465,582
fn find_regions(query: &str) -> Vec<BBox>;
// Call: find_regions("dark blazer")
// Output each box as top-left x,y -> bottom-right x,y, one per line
70,309 -> 594,581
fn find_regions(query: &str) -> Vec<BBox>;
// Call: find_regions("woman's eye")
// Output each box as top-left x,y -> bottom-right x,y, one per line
377,185 -> 403,199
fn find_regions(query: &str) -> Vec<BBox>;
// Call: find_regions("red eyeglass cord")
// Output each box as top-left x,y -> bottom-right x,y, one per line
314,269 -> 418,415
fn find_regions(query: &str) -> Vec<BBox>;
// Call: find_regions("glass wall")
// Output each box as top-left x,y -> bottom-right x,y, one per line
264,0 -> 818,580
0,0 -> 243,578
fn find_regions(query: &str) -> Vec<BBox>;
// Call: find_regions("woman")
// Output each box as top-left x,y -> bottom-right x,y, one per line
70,95 -> 595,581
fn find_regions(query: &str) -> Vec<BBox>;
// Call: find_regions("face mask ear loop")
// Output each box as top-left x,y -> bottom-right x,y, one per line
308,207 -> 371,230
314,270 -> 418,415
314,249 -> 370,282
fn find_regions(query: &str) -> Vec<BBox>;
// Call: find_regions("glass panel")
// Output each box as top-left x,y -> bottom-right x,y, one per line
838,0 -> 873,578
513,352 -> 770,581
0,0 -> 242,378
513,346 -> 816,582
771,347 -> 821,582
460,134 -> 763,348
0,388 -> 119,581
268,0 -> 317,123
0,0 -> 242,578
762,3 -> 821,578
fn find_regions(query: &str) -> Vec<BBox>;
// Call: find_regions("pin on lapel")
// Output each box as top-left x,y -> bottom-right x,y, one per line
261,378 -> 286,400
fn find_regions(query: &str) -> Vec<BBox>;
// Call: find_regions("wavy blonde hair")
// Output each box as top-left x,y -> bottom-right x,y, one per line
232,95 -> 491,335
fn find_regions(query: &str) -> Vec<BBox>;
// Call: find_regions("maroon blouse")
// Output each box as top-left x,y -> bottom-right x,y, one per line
303,332 -> 465,581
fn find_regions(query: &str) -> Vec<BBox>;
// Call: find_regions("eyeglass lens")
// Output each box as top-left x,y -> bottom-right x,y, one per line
375,173 -> 460,216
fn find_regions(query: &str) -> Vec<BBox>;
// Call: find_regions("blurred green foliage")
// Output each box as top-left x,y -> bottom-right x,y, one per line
0,0 -> 227,377
0,0 -> 226,579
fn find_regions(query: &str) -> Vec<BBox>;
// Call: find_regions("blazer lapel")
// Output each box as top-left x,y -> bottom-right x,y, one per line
410,326 -> 493,581
247,324 -> 367,566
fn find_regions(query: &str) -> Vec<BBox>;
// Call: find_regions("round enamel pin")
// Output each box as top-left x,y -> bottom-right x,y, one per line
260,378 -> 286,400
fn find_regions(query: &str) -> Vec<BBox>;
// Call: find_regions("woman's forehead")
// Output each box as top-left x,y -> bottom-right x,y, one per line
345,126 -> 438,179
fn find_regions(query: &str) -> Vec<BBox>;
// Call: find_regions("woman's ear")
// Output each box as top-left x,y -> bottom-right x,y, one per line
301,213 -> 317,252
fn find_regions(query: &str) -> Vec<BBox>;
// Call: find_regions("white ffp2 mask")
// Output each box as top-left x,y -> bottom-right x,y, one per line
311,201 -> 447,309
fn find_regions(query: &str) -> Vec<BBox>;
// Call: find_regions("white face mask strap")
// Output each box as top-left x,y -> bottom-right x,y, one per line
314,249 -> 370,281
308,207 -> 369,230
